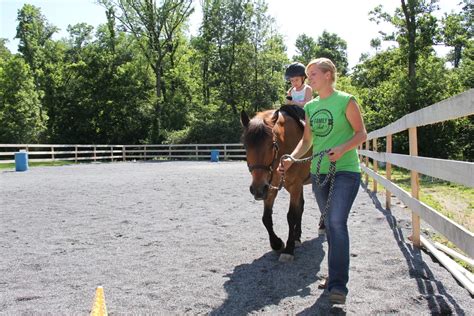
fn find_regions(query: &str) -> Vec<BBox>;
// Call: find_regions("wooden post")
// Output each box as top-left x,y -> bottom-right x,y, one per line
365,141 -> 369,185
110,146 -> 113,162
386,134 -> 392,210
224,144 -> 227,160
195,145 -> 198,160
93,146 -> 97,162
122,146 -> 126,162
372,138 -> 378,193
51,146 -> 55,161
409,127 -> 421,248
75,145 -> 78,163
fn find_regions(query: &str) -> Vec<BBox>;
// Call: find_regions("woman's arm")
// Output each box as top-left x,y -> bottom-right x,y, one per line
328,99 -> 367,162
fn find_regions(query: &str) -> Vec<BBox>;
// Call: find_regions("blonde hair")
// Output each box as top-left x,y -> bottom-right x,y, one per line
306,58 -> 337,86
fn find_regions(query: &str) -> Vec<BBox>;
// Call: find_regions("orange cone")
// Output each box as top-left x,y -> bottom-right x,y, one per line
90,286 -> 108,316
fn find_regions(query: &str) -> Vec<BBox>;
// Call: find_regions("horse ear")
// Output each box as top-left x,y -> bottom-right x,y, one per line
240,110 -> 250,128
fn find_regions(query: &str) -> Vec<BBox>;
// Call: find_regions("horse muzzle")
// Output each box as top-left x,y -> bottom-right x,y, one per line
249,183 -> 269,200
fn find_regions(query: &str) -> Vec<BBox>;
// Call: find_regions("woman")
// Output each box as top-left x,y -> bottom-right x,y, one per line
279,58 -> 367,304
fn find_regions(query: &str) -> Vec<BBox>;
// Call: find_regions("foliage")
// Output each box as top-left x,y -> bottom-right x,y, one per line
0,0 -> 471,161
294,31 -> 348,75
0,55 -> 46,142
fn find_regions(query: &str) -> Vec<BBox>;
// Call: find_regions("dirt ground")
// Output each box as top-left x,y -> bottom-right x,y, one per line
0,161 -> 472,315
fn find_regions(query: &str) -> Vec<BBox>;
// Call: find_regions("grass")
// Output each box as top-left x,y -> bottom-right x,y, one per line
0,161 -> 76,170
363,163 -> 474,271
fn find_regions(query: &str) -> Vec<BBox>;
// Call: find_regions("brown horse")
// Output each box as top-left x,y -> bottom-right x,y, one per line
240,108 -> 312,262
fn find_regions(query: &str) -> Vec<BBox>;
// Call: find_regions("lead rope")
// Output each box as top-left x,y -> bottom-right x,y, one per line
276,150 -> 337,225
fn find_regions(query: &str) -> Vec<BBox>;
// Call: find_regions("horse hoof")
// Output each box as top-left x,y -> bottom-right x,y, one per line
295,240 -> 302,248
276,244 -> 285,253
272,241 -> 285,253
279,253 -> 294,262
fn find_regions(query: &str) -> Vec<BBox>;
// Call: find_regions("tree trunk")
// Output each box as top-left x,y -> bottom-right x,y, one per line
152,64 -> 163,143
401,0 -> 418,113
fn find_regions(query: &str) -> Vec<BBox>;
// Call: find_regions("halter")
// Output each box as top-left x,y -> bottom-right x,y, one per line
247,140 -> 280,186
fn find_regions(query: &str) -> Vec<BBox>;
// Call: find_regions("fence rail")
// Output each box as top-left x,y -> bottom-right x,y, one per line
0,143 -> 246,164
358,89 -> 474,293
359,89 -> 473,256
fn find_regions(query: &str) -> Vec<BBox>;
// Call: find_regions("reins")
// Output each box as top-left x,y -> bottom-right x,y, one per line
276,150 -> 337,224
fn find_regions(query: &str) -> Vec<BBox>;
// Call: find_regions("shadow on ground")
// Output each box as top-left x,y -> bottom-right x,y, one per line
361,183 -> 466,315
211,236 -> 327,315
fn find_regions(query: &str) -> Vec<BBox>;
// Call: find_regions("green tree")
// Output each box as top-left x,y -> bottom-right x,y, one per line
370,0 -> 440,112
0,39 -> 11,60
15,4 -> 59,129
441,0 -> 473,68
293,31 -> 348,74
50,18 -> 155,144
98,0 -> 194,143
294,34 -> 318,64
316,30 -> 349,75
0,55 -> 46,143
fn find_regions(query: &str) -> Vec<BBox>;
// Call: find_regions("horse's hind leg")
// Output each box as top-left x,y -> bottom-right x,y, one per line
262,193 -> 284,252
318,218 -> 326,235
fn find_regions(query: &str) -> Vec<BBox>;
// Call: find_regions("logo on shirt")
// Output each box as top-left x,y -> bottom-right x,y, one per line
311,109 -> 333,137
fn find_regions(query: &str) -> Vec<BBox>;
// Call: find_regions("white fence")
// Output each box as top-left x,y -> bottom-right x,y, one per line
359,89 -> 474,293
0,143 -> 246,164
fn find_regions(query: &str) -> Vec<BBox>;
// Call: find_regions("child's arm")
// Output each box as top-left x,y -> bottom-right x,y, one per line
303,85 -> 313,103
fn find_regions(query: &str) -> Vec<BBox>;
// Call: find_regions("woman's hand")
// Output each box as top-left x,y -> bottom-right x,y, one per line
328,145 -> 345,162
278,156 -> 294,174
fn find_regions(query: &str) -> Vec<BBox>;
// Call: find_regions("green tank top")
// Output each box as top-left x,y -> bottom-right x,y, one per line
304,90 -> 361,174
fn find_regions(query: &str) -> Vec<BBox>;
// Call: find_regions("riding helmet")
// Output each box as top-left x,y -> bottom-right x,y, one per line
285,62 -> 306,80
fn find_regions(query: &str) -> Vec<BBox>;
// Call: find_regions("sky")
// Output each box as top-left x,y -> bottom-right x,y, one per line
0,0 -> 463,69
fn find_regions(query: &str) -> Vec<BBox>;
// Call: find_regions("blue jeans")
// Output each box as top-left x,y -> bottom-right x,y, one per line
311,171 -> 361,295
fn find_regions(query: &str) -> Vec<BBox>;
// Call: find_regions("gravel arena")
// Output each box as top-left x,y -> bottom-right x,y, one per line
1,161 -> 473,315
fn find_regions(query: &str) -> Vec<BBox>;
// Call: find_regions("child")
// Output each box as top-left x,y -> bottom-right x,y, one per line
285,62 -> 313,107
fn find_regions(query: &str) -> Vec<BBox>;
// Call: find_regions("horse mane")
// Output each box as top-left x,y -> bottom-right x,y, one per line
241,110 -> 275,147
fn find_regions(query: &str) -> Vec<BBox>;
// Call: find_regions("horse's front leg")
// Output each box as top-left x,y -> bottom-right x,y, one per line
279,186 -> 304,262
262,190 -> 285,252
294,190 -> 304,247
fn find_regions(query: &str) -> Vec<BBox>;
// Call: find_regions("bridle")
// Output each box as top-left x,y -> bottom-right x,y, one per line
247,140 -> 280,189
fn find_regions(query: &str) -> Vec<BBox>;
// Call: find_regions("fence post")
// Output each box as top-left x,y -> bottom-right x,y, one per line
51,146 -> 55,161
409,127 -> 421,248
372,138 -> 378,193
110,146 -> 113,162
386,134 -> 392,210
224,144 -> 227,160
93,146 -> 97,162
122,146 -> 126,162
365,141 -> 369,185
75,145 -> 78,163
144,145 -> 147,161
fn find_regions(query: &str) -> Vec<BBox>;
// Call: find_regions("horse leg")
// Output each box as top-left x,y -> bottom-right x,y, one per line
318,218 -> 326,235
294,190 -> 304,248
279,186 -> 304,262
262,192 -> 285,252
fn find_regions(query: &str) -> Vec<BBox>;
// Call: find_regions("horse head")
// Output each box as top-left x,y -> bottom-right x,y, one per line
240,110 -> 279,200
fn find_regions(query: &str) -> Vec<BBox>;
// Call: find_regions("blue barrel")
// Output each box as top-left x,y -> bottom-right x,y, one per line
15,151 -> 29,172
210,149 -> 219,162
